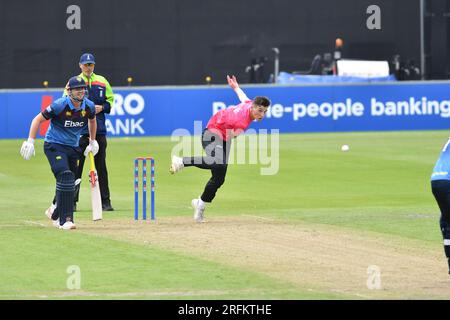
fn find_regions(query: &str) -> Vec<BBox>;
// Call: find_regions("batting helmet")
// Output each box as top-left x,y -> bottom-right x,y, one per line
67,76 -> 88,102
67,76 -> 87,90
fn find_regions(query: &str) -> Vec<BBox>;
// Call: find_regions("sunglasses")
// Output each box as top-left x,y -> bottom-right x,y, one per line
84,63 -> 95,67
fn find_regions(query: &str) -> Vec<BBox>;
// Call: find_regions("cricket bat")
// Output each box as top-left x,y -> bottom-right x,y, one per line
88,152 -> 102,221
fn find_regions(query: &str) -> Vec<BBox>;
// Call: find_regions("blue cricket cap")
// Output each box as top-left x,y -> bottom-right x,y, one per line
79,53 -> 95,65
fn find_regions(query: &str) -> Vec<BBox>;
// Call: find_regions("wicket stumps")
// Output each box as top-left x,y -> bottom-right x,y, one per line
134,157 -> 155,220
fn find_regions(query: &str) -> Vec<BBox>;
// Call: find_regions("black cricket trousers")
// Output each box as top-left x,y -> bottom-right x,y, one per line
75,134 -> 111,205
182,129 -> 231,203
431,179 -> 450,272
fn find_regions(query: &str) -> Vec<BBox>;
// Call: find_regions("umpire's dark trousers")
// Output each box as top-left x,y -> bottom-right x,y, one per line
182,129 -> 231,203
75,134 -> 111,205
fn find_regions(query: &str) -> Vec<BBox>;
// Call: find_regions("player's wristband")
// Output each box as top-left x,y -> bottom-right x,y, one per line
27,138 -> 35,144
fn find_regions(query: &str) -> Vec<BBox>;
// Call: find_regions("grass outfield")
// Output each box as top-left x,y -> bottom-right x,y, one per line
1,131 -> 449,299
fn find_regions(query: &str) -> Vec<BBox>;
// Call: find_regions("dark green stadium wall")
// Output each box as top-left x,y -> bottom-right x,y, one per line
0,0 -> 421,88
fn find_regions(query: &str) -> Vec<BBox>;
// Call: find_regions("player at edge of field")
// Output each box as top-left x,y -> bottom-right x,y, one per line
169,75 -> 271,223
431,137 -> 450,274
19,76 -> 99,230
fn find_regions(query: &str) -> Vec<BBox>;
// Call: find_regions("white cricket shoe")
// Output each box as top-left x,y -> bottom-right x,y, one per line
169,155 -> 184,174
59,221 -> 76,230
45,204 -> 56,220
45,204 -> 60,226
191,198 -> 206,223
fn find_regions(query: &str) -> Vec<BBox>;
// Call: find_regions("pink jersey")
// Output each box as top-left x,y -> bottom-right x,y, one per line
207,100 -> 253,141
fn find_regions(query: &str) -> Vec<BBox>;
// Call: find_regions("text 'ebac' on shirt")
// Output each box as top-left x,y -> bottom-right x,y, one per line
42,96 -> 96,147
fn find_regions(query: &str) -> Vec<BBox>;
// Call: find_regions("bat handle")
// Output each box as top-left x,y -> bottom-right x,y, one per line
89,152 -> 95,167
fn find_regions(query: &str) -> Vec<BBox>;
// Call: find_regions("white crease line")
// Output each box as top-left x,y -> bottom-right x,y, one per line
1,288 -> 261,299
23,221 -> 47,227
330,288 -> 373,299
0,224 -> 24,228
241,214 -> 275,222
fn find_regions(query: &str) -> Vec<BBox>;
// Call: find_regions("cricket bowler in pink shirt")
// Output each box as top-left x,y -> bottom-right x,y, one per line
170,75 -> 271,223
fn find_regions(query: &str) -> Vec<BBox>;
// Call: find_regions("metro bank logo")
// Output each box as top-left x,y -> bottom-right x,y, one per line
39,93 -> 147,137
39,95 -> 53,136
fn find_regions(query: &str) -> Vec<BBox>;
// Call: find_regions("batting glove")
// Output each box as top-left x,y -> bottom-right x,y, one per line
20,138 -> 35,160
84,139 -> 99,156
